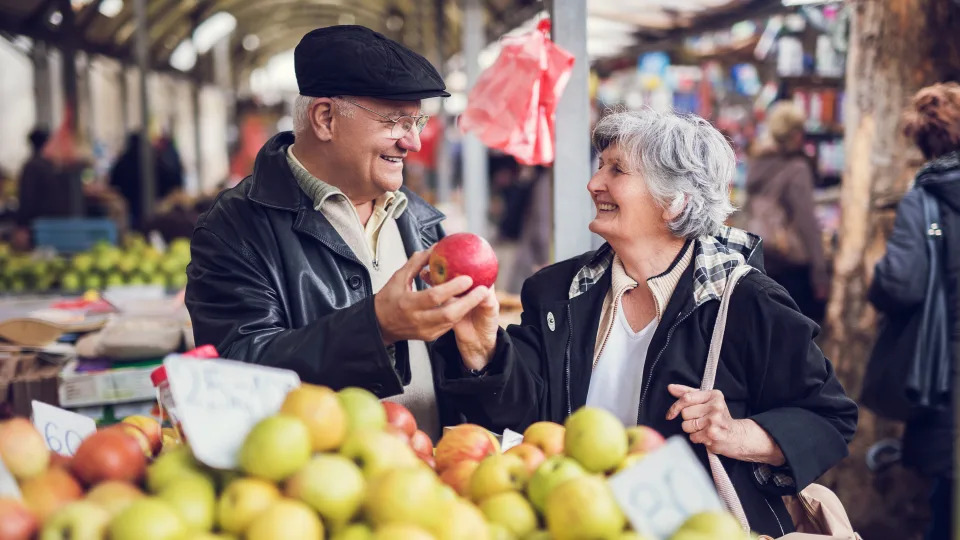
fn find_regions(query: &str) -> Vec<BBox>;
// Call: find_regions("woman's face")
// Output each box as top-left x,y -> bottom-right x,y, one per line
588,144 -> 672,244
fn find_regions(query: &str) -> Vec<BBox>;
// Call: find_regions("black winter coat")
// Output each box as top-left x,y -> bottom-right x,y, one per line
432,228 -> 858,538
185,132 -> 491,428
869,150 -> 960,477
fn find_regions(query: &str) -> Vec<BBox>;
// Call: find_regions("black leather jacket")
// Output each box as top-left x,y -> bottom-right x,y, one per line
186,132 -> 456,403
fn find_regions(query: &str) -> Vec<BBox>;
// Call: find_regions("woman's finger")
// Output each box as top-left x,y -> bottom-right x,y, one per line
665,390 -> 713,420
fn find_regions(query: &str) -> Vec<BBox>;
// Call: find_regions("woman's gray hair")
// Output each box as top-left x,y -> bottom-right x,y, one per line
592,109 -> 736,238
292,94 -> 354,136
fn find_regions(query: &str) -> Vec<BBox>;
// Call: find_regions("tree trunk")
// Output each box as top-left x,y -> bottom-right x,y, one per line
822,1 -> 960,538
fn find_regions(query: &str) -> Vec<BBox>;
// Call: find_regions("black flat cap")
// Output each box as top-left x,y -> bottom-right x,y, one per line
295,25 -> 450,101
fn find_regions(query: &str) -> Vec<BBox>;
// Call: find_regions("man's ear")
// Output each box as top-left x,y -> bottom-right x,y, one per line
311,98 -> 335,142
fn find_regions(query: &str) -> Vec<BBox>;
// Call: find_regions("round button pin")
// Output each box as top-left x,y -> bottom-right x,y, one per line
547,312 -> 556,331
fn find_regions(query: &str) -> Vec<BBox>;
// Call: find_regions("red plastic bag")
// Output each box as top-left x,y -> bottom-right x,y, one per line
459,20 -> 575,165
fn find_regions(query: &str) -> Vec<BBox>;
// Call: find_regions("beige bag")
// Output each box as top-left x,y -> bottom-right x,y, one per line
704,265 -> 861,540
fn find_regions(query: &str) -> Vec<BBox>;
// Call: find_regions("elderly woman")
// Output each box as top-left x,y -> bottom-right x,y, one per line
433,109 -> 858,537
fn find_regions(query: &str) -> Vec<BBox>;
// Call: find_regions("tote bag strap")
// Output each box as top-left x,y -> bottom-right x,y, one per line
702,264 -> 755,533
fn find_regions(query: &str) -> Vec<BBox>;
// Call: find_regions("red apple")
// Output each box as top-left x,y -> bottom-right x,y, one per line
49,452 -> 73,470
410,429 -> 434,458
385,424 -> 411,445
439,459 -> 479,497
19,467 -> 83,521
0,497 -> 38,540
435,424 -> 500,472
117,423 -> 154,458
428,233 -> 498,291
71,427 -> 147,486
625,425 -> 665,455
523,421 -> 565,457
382,401 -> 417,438
122,415 -> 162,456
504,443 -> 546,474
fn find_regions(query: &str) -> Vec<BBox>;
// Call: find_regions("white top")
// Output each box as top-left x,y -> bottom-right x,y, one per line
585,296 -> 658,427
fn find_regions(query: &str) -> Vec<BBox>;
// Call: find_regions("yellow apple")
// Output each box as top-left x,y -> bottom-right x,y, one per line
0,418 -> 50,479
281,384 -> 348,452
479,491 -> 538,538
39,500 -> 110,540
526,455 -> 586,512
469,454 -> 529,501
85,480 -> 144,517
108,498 -> 187,540
245,499 -> 324,540
564,407 -> 628,473
286,454 -> 365,527
523,421 -> 565,457
544,475 -> 626,540
337,387 -> 387,433
238,415 -> 312,482
364,467 -> 443,530
157,473 -> 217,531
217,477 -> 280,536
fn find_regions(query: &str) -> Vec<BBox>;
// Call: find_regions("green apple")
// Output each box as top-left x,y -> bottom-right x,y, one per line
671,511 -> 746,540
619,531 -> 655,540
469,454 -> 530,502
544,475 -> 625,540
146,446 -> 203,493
331,523 -> 375,540
526,455 -> 586,512
374,524 -> 436,540
339,429 -> 420,478
338,387 -> 387,432
217,477 -> 280,535
486,523 -> 516,540
40,500 -> 111,540
239,414 -> 312,482
85,480 -> 144,517
245,499 -> 324,540
157,473 -> 217,531
285,454 -> 365,526
525,531 -> 552,540
72,254 -> 94,273
108,498 -> 187,540
428,499 -> 489,540
364,466 -> 442,530
183,533 -> 237,540
60,271 -> 82,292
479,491 -> 537,538
564,406 -> 628,473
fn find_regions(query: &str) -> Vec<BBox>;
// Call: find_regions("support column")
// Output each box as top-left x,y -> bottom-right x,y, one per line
134,0 -> 155,227
59,0 -> 79,134
434,0 -> 452,205
192,79 -> 203,194
549,0 -> 594,261
32,42 -> 54,130
461,0 -> 488,235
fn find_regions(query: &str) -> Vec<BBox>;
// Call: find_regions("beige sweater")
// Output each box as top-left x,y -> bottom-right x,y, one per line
286,146 -> 440,440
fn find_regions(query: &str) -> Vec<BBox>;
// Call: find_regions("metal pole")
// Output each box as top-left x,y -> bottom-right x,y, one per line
549,0 -> 594,261
462,0 -> 488,236
59,0 -> 79,134
31,42 -> 53,131
434,0 -> 452,205
134,0 -> 155,228
192,78 -> 203,194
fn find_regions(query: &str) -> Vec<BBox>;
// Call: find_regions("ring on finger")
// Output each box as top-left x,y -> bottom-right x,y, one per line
694,417 -> 701,431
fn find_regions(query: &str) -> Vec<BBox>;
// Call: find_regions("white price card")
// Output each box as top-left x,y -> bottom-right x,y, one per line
501,428 -> 524,452
608,436 -> 725,539
164,355 -> 300,470
31,400 -> 97,457
0,456 -> 21,499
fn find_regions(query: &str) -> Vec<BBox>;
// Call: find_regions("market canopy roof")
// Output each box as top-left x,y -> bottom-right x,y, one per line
0,0 -> 784,75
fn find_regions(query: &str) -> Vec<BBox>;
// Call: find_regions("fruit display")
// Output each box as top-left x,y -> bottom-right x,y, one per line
0,387 -> 755,539
0,235 -> 191,294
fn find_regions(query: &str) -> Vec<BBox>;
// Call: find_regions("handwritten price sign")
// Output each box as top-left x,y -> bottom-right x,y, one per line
164,355 -> 300,469
608,436 -> 725,539
31,401 -> 97,457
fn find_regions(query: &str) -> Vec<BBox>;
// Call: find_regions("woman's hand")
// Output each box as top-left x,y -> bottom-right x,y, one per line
666,384 -> 785,466
452,286 -> 500,372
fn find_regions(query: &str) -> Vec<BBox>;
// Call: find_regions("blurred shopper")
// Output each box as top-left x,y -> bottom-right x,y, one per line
431,110 -> 857,537
110,133 -> 184,231
14,128 -> 73,249
186,26 -> 492,441
508,165 -> 552,293
744,102 -> 828,322
868,82 -> 960,540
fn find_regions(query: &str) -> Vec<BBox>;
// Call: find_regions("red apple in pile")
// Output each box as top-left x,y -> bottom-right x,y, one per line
625,425 -> 665,455
0,498 -> 38,540
505,443 -> 547,474
383,401 -> 417,438
428,233 -> 498,291
410,429 -> 434,458
434,424 -> 500,472
71,426 -> 148,486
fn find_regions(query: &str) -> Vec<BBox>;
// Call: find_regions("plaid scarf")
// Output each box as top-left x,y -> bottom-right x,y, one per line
569,226 -> 761,306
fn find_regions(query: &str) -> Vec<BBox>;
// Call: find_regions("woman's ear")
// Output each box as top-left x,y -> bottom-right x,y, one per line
311,98 -> 335,142
662,193 -> 687,222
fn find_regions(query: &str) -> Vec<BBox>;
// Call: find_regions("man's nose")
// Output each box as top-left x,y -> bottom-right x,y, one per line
397,126 -> 422,152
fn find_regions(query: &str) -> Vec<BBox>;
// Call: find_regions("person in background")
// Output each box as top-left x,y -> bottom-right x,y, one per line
508,165 -> 552,293
868,82 -> 960,540
110,132 -> 184,231
14,128 -> 72,250
744,102 -> 828,322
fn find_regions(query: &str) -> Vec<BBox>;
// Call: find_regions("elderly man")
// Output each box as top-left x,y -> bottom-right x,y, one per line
185,26 -> 494,440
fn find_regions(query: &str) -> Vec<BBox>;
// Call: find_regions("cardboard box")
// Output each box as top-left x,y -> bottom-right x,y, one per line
0,348 -> 61,417
58,358 -> 161,408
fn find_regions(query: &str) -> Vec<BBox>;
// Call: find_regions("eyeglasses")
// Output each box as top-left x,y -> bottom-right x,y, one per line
335,97 -> 429,140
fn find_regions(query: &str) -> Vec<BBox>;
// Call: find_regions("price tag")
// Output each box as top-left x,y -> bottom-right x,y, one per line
608,436 -> 725,539
31,400 -> 97,457
164,355 -> 300,469
0,456 -> 21,499
501,428 -> 524,452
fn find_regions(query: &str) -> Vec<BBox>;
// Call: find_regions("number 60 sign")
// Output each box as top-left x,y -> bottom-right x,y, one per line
31,401 -> 97,457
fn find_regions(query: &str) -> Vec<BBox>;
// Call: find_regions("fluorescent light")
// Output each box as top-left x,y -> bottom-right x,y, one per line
99,0 -> 124,18
193,12 -> 237,54
170,40 -> 197,71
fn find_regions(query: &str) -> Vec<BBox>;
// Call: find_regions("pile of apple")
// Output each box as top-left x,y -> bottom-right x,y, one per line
0,385 -> 751,540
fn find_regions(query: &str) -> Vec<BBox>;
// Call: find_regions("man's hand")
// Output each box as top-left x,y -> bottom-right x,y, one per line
666,384 -> 785,466
375,250 -> 490,344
